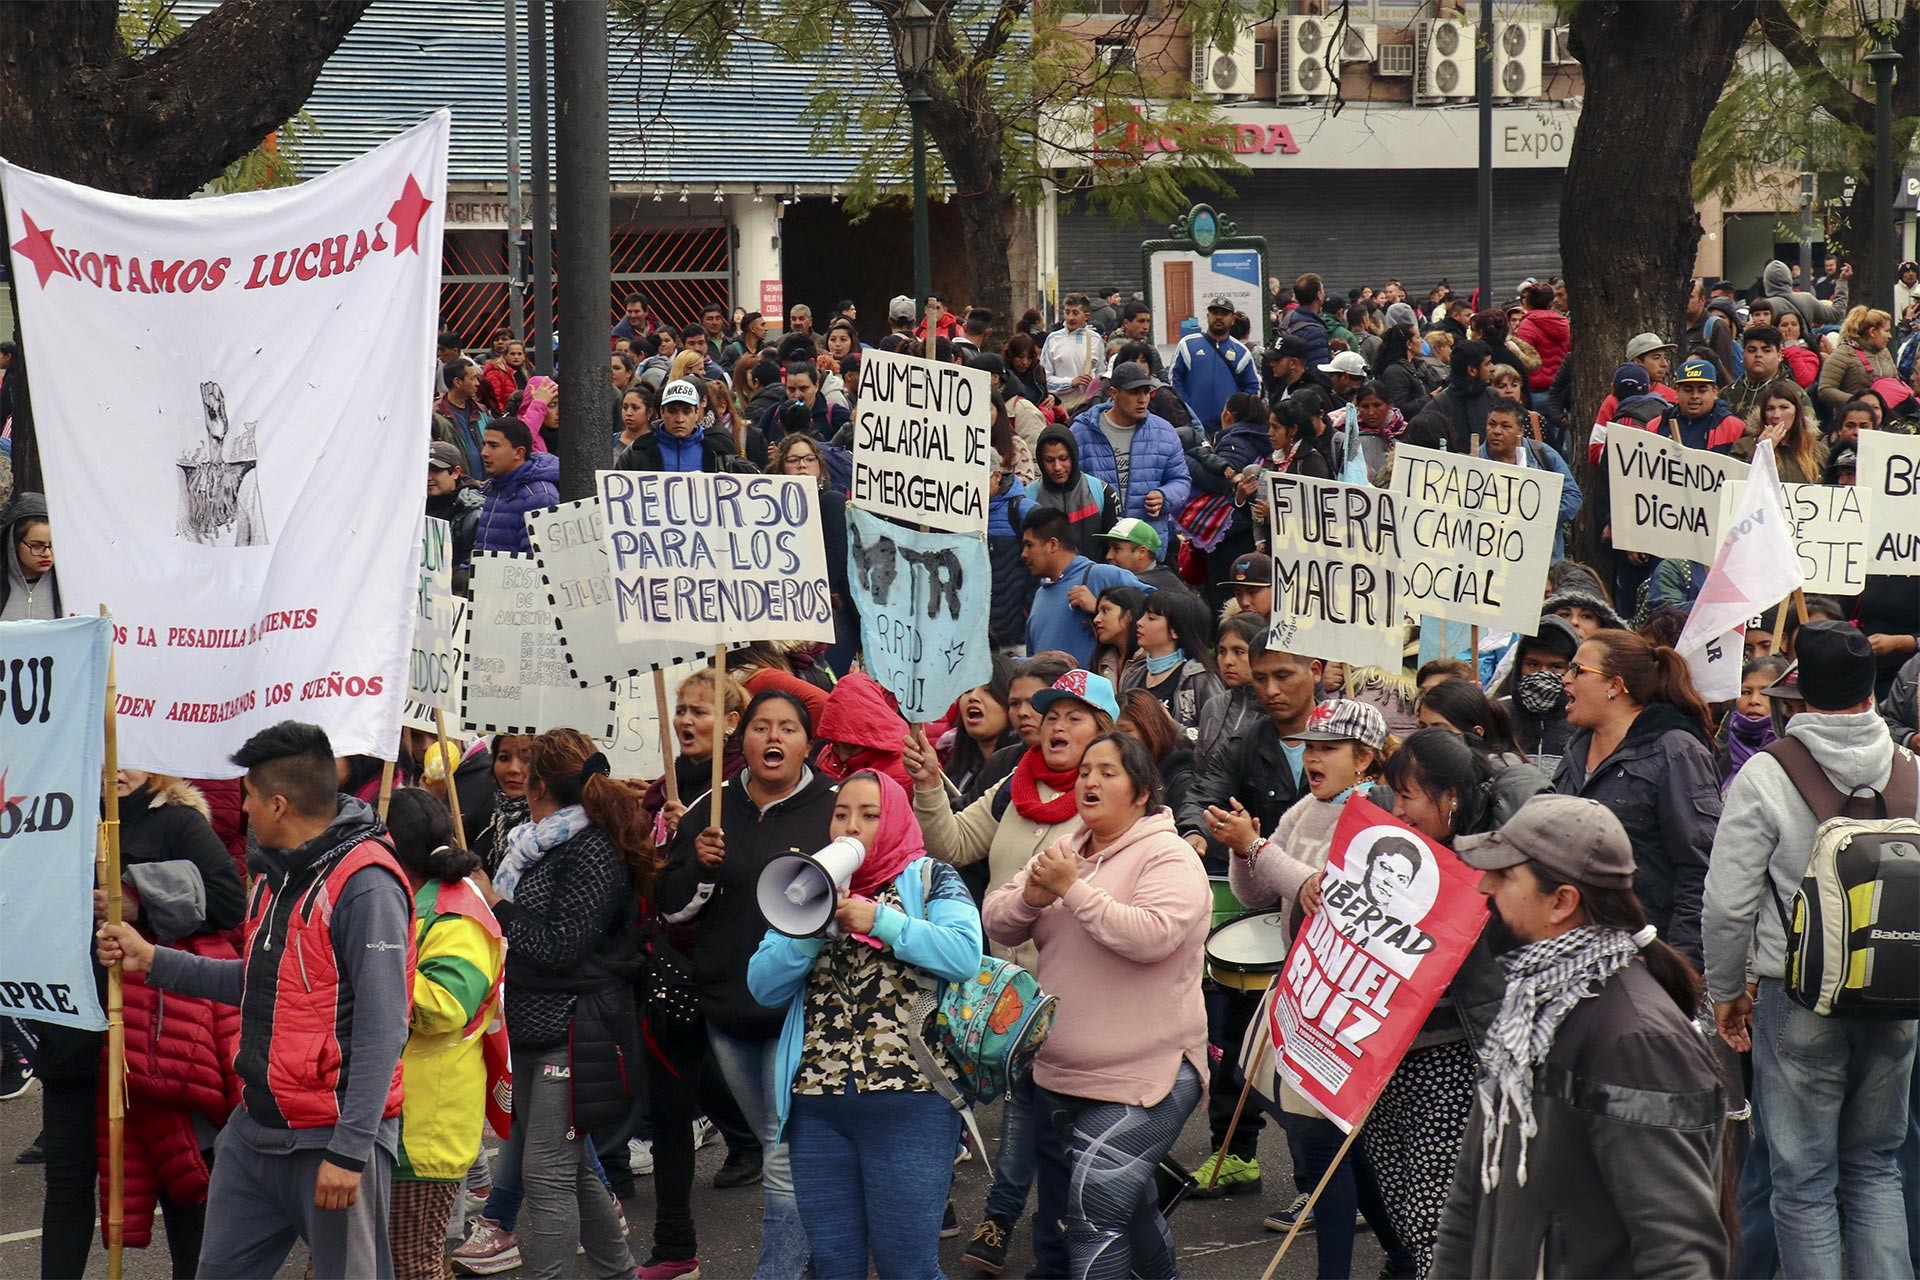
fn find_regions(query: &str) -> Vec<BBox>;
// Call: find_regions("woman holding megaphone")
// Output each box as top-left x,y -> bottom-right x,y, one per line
657,689 -> 838,1280
747,771 -> 983,1279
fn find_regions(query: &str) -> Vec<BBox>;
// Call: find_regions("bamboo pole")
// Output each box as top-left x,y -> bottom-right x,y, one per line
1257,1107 -> 1373,1280
99,610 -> 125,1280
652,667 -> 679,808
710,644 -> 728,826
433,709 -> 466,849
377,759 -> 397,821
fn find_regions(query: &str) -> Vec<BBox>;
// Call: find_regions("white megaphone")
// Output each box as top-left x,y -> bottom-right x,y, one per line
757,836 -> 867,938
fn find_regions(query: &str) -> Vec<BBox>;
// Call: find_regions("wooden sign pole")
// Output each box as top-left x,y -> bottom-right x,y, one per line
377,759 -> 397,821
1256,1107 -> 1374,1280
433,709 -> 466,849
652,667 -> 679,808
98,610 -> 125,1280
710,644 -> 728,826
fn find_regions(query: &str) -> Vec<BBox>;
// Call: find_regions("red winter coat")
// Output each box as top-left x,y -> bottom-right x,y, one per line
482,362 -> 521,416
813,670 -> 914,793
187,776 -> 249,885
1783,343 -> 1821,390
1515,309 -> 1572,391
98,930 -> 243,1249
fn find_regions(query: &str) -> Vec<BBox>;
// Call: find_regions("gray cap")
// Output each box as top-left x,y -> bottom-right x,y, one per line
1624,331 -> 1678,361
1454,795 -> 1636,890
427,441 -> 465,472
660,378 -> 701,407
889,294 -> 916,322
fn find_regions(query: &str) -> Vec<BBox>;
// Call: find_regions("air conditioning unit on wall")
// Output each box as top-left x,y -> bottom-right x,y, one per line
1278,15 -> 1338,102
1416,18 -> 1475,103
1338,21 -> 1378,64
1498,22 -> 1543,100
1192,18 -> 1263,98
1545,24 -> 1577,65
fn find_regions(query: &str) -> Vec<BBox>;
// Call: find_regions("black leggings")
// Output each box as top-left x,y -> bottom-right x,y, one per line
41,1077 -> 207,1280
640,1019 -> 757,1263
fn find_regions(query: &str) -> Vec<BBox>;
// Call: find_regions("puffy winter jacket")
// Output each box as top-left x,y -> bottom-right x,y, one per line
473,451 -> 561,554
1816,341 -> 1898,414
398,877 -> 503,1181
1660,399 -> 1745,454
1281,307 -> 1332,370
988,474 -> 1038,648
1069,403 -> 1193,548
1551,702 -> 1720,964
1514,308 -> 1571,390
814,671 -> 913,793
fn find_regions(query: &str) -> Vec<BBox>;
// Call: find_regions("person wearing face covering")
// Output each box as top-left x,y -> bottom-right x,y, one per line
747,771 -> 983,1280
1492,616 -> 1579,776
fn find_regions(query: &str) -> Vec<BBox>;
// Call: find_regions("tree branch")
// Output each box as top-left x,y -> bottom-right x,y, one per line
1754,0 -> 1873,134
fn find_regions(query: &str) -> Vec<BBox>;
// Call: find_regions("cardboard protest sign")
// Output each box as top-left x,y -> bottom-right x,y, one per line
845,508 -> 992,720
598,471 -> 836,646
1858,431 -> 1920,575
0,617 -> 111,1031
2,114 -> 450,774
462,552 -> 616,737
1265,472 -> 1546,669
1269,797 -> 1485,1132
850,349 -> 992,534
598,662 -> 704,781
403,517 -> 462,733
1606,430 -> 1750,563
525,497 -> 706,683
1718,479 -> 1870,595
1390,444 -> 1560,637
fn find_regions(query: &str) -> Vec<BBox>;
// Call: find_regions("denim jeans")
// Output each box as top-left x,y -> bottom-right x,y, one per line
1288,1111 -> 1410,1280
1734,1100 -> 1778,1280
708,1023 -> 810,1280
789,1086 -> 961,1280
1901,1052 -> 1920,1276
1753,979 -> 1917,1278
983,1067 -> 1040,1225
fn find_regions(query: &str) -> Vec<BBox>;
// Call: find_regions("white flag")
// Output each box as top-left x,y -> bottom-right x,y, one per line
1676,439 -> 1805,701
2,114 -> 450,774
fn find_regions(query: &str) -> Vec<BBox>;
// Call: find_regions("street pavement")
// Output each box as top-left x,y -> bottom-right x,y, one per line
0,1081 -> 1382,1278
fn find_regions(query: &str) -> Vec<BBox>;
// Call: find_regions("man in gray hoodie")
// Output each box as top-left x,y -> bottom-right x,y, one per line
1704,622 -> 1917,1280
1760,259 -> 1842,335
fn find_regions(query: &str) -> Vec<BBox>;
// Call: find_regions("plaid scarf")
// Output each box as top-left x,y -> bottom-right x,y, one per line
1477,925 -> 1639,1191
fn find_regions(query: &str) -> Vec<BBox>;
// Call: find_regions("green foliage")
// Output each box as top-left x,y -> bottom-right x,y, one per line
615,0 -> 1248,224
116,0 -> 319,191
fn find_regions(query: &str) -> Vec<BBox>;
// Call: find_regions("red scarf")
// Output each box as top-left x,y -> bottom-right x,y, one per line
847,771 -> 925,898
1009,748 -> 1079,825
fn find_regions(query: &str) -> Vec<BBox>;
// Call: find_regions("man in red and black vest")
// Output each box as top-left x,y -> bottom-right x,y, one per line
99,721 -> 415,1279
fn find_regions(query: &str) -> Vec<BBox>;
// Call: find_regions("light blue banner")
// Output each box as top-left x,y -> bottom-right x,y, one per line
846,507 -> 992,722
0,617 -> 111,1031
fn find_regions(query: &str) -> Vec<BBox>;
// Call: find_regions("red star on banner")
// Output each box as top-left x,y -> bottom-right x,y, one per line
10,210 -> 72,288
387,174 -> 433,256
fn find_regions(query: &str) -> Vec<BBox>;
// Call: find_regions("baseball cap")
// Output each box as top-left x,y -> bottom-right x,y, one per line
1674,358 -> 1718,385
428,441 -> 465,472
1293,699 -> 1388,749
1029,670 -> 1121,723
1791,620 -> 1876,710
1273,334 -> 1314,362
1109,362 -> 1155,392
888,294 -> 916,322
1455,795 -> 1636,890
1205,295 -> 1236,313
1216,551 -> 1273,589
1096,517 -> 1162,553
1611,363 -> 1651,397
967,352 -> 1007,379
660,379 -> 701,407
1318,351 -> 1369,378
1624,332 -> 1678,361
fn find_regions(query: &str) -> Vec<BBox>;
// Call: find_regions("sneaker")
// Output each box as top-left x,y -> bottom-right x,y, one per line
450,1217 -> 521,1275
960,1216 -> 1013,1275
941,1201 -> 962,1240
0,1061 -> 35,1101
691,1116 -> 718,1150
15,1137 -> 45,1165
616,1193 -> 629,1237
1188,1152 -> 1260,1199
954,1130 -> 974,1165
636,1257 -> 701,1280
712,1148 -> 763,1189
1263,1192 -> 1316,1235
628,1137 -> 655,1176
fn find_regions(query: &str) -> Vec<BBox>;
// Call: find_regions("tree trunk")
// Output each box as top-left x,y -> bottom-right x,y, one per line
925,74 -> 1015,330
1561,0 -> 1755,585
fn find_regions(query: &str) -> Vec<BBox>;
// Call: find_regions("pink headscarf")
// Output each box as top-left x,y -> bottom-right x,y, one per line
842,770 -> 927,898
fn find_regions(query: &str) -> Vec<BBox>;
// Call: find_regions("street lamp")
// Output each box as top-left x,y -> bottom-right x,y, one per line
1854,0 -> 1902,312
899,0 -> 937,313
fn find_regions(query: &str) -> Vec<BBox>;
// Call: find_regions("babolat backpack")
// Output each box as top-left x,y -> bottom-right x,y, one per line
1762,738 -> 1920,1017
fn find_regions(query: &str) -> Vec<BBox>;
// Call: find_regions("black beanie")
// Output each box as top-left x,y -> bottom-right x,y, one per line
1792,621 -> 1876,711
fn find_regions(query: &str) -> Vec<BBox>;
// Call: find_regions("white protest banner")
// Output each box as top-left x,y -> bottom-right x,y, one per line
1265,472 -> 1545,669
1681,441 -> 1805,701
850,349 -> 992,534
1391,443 -> 1561,636
598,471 -> 836,645
1858,431 -> 1920,575
598,662 -> 704,781
403,517 -> 462,733
1719,480 -> 1870,596
462,552 -> 615,737
3,114 -> 450,774
0,617 -> 111,1031
1606,429 -> 1750,563
525,498 -> 706,683
845,507 -> 993,720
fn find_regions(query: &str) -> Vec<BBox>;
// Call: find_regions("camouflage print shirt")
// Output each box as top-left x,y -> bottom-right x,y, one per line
793,867 -> 967,1094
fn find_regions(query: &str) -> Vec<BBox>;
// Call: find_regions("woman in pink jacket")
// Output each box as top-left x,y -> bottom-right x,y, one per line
983,724 -> 1209,1280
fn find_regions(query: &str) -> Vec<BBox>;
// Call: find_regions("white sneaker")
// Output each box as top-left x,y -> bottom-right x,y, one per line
628,1137 -> 655,1176
691,1116 -> 718,1150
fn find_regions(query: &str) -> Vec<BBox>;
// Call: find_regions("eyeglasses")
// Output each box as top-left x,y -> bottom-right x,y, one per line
1564,661 -> 1611,681
21,541 -> 52,556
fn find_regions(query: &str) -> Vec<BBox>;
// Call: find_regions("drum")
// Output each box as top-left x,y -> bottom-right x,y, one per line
1204,910 -> 1292,992
1208,876 -> 1241,929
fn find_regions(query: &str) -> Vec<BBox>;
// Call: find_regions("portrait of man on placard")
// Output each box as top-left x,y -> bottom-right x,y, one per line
176,380 -> 268,547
